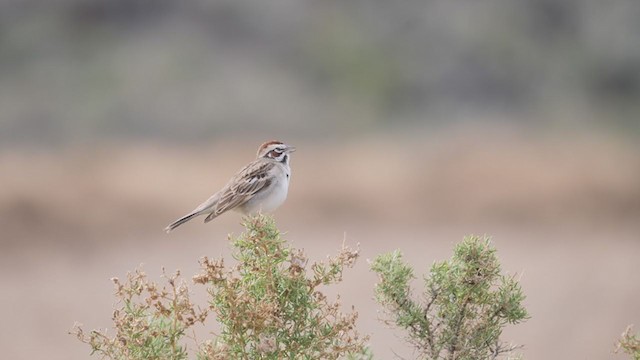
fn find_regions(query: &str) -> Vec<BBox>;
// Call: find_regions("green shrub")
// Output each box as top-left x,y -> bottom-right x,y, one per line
194,215 -> 367,359
72,214 -> 368,360
371,235 -> 529,360
71,267 -> 206,360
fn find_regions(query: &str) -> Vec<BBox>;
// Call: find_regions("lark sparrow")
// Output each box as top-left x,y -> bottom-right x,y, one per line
165,140 -> 295,232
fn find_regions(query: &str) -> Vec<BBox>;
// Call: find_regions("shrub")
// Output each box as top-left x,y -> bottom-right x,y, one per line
617,325 -> 640,360
194,215 -> 368,359
71,267 -> 206,360
72,214 -> 368,360
371,235 -> 529,360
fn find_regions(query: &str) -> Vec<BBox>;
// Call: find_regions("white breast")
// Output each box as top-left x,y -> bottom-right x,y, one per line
239,164 -> 290,214
258,177 -> 289,212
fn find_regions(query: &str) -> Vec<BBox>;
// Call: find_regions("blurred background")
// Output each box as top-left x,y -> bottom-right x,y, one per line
1,1 -> 639,359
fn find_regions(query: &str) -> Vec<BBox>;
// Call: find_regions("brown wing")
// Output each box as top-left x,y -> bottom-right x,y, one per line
204,161 -> 274,222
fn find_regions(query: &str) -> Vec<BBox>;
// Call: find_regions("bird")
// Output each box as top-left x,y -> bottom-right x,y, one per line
164,140 -> 295,232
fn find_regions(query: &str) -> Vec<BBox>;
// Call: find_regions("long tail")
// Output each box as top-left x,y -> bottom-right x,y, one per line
164,211 -> 201,233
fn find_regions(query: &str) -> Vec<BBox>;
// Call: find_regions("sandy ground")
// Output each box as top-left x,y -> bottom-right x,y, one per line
1,131 -> 639,359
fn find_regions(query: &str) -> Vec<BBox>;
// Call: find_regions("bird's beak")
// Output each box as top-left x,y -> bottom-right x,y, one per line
286,145 -> 296,153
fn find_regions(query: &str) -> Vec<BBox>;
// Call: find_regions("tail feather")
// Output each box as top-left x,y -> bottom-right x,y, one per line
164,212 -> 200,233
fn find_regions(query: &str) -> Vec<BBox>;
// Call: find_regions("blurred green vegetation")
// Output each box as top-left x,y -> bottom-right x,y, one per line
1,0 -> 639,146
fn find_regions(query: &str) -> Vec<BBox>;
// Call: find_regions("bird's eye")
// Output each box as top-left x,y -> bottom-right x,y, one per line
268,149 -> 282,158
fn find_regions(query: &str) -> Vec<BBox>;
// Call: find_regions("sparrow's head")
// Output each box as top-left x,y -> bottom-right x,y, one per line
256,140 -> 296,163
